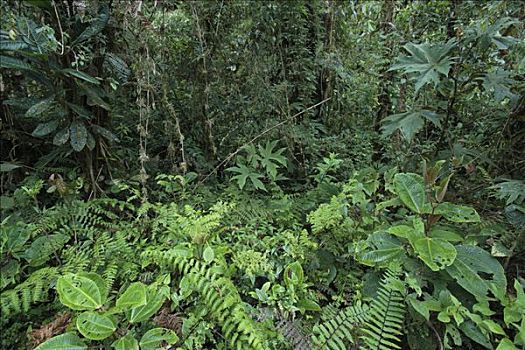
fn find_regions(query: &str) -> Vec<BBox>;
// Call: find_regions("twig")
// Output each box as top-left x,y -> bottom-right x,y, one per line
195,97 -> 331,187
52,1 -> 65,55
426,320 -> 444,350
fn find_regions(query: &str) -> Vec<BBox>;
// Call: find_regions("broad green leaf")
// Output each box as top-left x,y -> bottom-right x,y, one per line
70,121 -> 88,152
459,320 -> 493,349
72,5 -> 110,45
139,328 -> 179,350
496,338 -> 518,350
78,272 -> 109,306
430,227 -> 463,242
34,332 -> 87,350
435,202 -> 480,222
446,245 -> 507,301
112,334 -> 139,350
412,237 -> 457,271
203,246 -> 214,263
356,232 -> 404,266
382,109 -> 441,142
296,298 -> 321,312
116,282 -> 147,309
62,69 -> 100,85
32,120 -> 59,137
0,162 -> 21,172
127,286 -> 164,323
0,195 -> 14,210
407,294 -> 429,321
86,131 -> 96,151
57,273 -> 106,310
26,98 -> 54,118
393,173 -> 427,213
24,233 -> 69,266
76,311 -> 116,340
390,40 -> 456,92
53,128 -> 70,145
284,261 -> 304,287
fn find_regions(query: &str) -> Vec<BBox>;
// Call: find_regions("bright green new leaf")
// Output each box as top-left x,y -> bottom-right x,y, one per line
203,246 -> 215,263
446,245 -> 507,301
57,273 -> 107,310
34,332 -> 87,350
393,173 -> 427,213
284,261 -> 304,287
127,286 -> 164,323
412,237 -> 457,271
496,338 -> 518,350
435,202 -> 480,222
76,311 -> 116,340
116,282 -> 147,309
139,328 -> 179,350
112,334 -> 139,350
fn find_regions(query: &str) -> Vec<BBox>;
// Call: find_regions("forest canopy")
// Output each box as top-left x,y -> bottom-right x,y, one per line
0,0 -> 524,349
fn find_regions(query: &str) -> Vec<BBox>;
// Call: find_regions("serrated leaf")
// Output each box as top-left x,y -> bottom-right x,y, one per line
76,311 -> 116,340
57,273 -> 106,310
393,173 -> 427,213
34,333 -> 87,350
446,245 -> 507,301
116,282 -> 147,309
70,121 -> 88,152
139,328 -> 179,350
32,120 -> 59,137
53,128 -> 70,145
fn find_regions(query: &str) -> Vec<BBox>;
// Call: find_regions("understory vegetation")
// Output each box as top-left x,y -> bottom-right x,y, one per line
1,1 -> 524,349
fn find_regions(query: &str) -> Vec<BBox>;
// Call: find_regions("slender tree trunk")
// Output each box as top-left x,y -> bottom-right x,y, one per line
372,0 -> 395,161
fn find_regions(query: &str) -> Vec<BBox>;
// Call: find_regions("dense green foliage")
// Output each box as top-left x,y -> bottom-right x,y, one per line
1,0 -> 524,349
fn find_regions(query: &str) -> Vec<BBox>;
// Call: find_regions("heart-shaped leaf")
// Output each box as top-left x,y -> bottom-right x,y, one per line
57,273 -> 107,310
116,282 -> 147,309
76,311 -> 116,340
139,328 -> 179,350
34,333 -> 87,350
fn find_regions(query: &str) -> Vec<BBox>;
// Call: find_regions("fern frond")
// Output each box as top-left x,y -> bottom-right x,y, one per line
142,248 -> 267,350
312,301 -> 369,350
361,271 -> 405,350
1,267 -> 59,318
